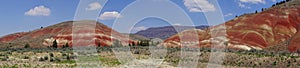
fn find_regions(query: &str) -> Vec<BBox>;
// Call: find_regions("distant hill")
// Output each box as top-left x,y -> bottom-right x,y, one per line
135,26 -> 209,40
163,0 -> 300,52
0,20 -> 132,48
122,33 -> 149,40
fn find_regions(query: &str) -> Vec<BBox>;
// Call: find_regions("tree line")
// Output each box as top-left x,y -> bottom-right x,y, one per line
235,0 -> 292,18
24,39 -> 70,49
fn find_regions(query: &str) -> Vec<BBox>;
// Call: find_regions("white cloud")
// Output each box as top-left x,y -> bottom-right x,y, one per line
224,13 -> 233,17
239,0 -> 266,4
272,0 -> 276,2
238,0 -> 267,9
86,2 -> 102,11
25,6 -> 51,16
99,11 -> 122,20
133,26 -> 148,31
238,3 -> 251,9
183,0 -> 216,12
174,23 -> 182,26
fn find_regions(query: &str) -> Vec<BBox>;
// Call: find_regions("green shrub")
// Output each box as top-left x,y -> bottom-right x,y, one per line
272,61 -> 277,66
50,57 -> 55,62
23,56 -> 29,59
55,57 -> 61,62
1,56 -> 8,61
39,57 -> 45,61
49,53 -> 54,57
44,56 -> 48,60
66,55 -> 71,60
62,53 -> 67,56
1,58 -> 7,61
56,60 -> 76,64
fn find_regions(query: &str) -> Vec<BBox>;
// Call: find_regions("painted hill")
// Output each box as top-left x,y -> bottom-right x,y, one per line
163,0 -> 300,52
135,26 -> 209,39
0,20 -> 132,48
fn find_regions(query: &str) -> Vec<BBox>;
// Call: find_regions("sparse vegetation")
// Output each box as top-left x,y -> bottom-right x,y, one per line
0,46 -> 299,67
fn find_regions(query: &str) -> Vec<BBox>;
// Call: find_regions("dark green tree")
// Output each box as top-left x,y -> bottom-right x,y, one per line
131,42 -> 135,46
138,40 -> 151,46
146,40 -> 150,46
65,43 -> 69,48
52,40 -> 58,48
62,42 -> 69,48
24,43 -> 30,48
98,42 -> 101,48
66,54 -> 71,60
128,43 -> 132,46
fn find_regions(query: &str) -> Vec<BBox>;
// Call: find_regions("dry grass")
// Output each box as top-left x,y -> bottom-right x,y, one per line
0,47 -> 299,68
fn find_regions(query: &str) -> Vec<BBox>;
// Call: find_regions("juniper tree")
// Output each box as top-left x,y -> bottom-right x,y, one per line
64,43 -> 69,48
24,43 -> 30,48
52,40 -> 58,48
97,43 -> 101,48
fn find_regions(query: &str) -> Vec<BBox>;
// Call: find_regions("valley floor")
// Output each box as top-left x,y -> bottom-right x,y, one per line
0,46 -> 299,68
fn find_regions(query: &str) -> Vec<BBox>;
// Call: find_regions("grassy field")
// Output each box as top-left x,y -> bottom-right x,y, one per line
0,46 -> 299,68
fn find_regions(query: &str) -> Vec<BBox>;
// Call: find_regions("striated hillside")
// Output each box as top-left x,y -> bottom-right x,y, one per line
0,32 -> 29,43
135,26 -> 209,39
163,0 -> 300,52
0,20 -> 132,48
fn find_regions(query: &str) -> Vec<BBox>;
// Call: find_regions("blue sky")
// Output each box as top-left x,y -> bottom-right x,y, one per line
0,0 -> 283,36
